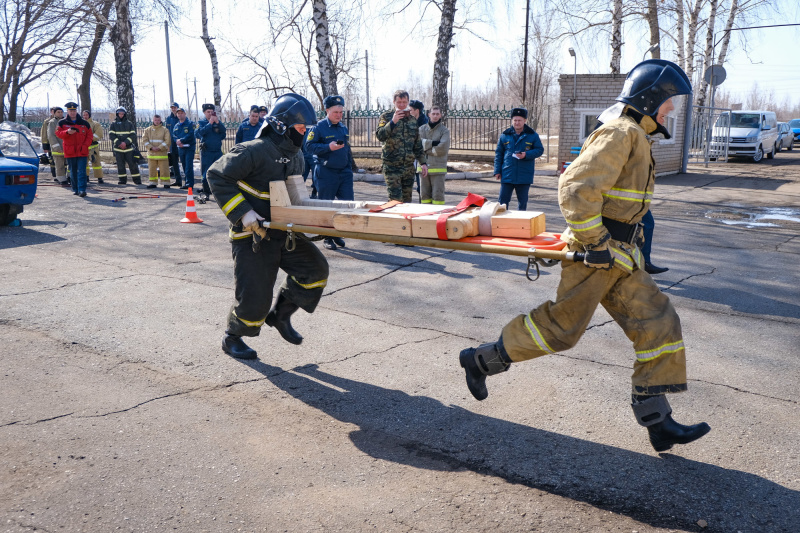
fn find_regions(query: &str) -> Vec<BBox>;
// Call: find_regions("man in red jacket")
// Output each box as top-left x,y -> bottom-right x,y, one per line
55,102 -> 94,197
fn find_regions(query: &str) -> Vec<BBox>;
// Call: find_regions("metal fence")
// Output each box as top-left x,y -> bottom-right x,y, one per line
18,105 -> 555,155
688,105 -> 731,166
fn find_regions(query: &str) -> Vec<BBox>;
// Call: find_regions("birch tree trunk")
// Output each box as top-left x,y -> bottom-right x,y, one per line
432,0 -> 456,112
696,0 -> 719,107
645,0 -> 661,59
685,0 -> 704,87
674,0 -> 685,71
312,0 -> 338,97
716,0 -> 739,65
78,0 -> 113,112
609,0 -> 623,73
200,0 -> 221,107
110,0 -> 137,125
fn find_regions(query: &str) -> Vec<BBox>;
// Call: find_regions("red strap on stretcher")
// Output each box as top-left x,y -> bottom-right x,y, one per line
397,192 -> 486,240
369,200 -> 403,213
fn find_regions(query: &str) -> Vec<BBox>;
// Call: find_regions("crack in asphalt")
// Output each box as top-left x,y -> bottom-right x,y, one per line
0,274 -> 139,297
659,267 -> 716,292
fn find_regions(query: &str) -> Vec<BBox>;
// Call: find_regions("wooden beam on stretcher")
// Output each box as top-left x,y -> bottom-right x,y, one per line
270,176 -> 547,240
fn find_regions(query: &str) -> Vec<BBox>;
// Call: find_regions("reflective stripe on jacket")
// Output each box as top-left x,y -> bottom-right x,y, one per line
142,124 -> 172,158
558,111 -> 657,248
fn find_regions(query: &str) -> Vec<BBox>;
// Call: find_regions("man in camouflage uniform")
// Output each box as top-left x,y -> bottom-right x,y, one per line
375,90 -> 427,202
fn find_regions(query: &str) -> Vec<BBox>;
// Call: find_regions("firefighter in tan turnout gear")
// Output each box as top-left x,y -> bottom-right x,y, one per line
207,93 -> 328,360
47,107 -> 68,185
141,115 -> 172,188
459,59 -> 711,453
82,110 -> 105,183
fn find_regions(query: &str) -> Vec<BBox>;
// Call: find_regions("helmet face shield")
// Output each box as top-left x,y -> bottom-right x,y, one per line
266,93 -> 317,134
616,59 -> 692,116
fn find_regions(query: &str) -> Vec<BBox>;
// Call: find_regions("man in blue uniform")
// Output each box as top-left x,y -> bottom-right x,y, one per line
165,102 -> 182,186
306,94 -> 353,250
258,105 -> 269,119
195,103 -> 227,201
236,106 -> 263,144
172,107 -> 196,190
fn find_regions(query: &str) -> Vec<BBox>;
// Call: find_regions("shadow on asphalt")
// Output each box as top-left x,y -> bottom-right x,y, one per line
240,360 -> 799,532
0,223 -> 67,249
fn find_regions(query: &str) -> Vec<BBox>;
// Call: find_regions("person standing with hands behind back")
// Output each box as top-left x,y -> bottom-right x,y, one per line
494,107 -> 544,211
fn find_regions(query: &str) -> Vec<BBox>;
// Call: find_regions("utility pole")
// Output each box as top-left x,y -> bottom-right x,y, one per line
165,21 -> 174,104
522,0 -> 530,106
193,78 -> 199,119
153,82 -> 157,116
186,73 -> 191,118
365,50 -> 370,109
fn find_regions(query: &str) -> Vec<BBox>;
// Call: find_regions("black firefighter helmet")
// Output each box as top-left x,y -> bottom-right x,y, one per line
261,93 -> 316,135
616,59 -> 692,116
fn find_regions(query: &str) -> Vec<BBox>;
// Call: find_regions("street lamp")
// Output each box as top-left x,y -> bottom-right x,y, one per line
643,43 -> 659,61
568,47 -> 576,102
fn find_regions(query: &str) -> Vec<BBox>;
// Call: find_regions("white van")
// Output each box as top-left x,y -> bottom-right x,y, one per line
715,111 -> 780,162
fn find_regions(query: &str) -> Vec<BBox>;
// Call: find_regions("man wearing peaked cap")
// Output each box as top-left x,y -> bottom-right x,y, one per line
237,105 -> 264,144
258,105 -> 268,119
166,103 -> 182,186
195,103 -> 226,200
55,102 -> 93,196
306,94 -> 354,249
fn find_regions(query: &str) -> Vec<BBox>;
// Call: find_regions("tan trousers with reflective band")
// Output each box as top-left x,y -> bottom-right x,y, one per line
52,153 -> 67,181
148,157 -> 171,184
501,257 -> 687,395
86,145 -> 103,179
420,172 -> 446,204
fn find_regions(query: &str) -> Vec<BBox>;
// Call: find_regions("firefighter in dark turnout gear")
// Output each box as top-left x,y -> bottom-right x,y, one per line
109,107 -> 141,185
459,60 -> 711,453
207,93 -> 327,360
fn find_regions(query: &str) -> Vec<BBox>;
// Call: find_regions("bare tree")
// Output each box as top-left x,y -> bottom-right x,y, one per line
644,0 -> 661,58
0,0 -> 87,121
432,0 -> 456,112
312,0 -> 338,96
200,0 -> 221,107
78,0 -> 114,112
609,0 -> 623,73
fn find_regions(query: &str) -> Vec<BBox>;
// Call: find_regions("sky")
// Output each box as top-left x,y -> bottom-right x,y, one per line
25,0 -> 800,117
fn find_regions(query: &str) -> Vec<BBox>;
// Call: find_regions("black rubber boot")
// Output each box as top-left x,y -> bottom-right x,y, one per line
265,294 -> 303,345
222,333 -> 257,360
645,263 -> 669,274
332,237 -> 346,248
459,338 -> 511,401
632,394 -> 711,452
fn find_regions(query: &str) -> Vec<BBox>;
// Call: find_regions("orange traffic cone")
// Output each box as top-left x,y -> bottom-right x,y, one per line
180,187 -> 203,223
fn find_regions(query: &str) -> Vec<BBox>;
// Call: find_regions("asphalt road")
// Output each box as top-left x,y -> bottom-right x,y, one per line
1,151 -> 799,532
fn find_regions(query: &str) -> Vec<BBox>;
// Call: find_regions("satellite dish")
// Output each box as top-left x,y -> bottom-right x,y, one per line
703,65 -> 727,86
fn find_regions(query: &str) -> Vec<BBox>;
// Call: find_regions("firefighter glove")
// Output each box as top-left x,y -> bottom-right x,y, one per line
583,235 -> 615,270
241,209 -> 267,239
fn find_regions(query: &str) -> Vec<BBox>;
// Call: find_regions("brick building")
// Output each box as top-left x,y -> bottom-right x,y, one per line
558,73 -> 689,176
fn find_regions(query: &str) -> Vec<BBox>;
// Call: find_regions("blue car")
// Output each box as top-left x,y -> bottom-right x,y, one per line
0,128 -> 40,226
789,119 -> 800,144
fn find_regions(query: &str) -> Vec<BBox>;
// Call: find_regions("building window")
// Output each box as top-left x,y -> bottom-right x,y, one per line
578,110 -> 605,142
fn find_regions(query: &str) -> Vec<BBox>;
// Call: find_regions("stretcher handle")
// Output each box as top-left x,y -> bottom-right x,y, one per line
262,220 -> 585,262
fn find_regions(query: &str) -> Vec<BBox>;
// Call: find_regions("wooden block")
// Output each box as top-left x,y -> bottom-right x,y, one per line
299,199 -> 367,209
271,205 -> 341,227
332,211 -> 413,236
285,175 -> 309,205
410,210 -> 480,239
269,180 -> 292,207
490,210 -> 546,238
382,204 -> 455,215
